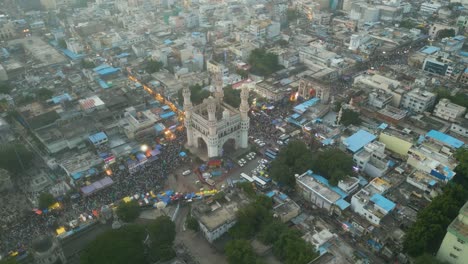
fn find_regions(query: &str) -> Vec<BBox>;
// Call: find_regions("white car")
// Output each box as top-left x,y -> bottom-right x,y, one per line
238,162 -> 245,167
259,142 -> 266,147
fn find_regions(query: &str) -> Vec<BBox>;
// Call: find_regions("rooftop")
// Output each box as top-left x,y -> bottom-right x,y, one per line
448,201 -> 468,241
344,129 -> 377,153
370,193 -> 396,212
426,130 -> 464,149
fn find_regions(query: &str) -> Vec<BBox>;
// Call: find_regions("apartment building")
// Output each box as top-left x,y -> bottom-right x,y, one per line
434,99 -> 466,122
401,89 -> 436,113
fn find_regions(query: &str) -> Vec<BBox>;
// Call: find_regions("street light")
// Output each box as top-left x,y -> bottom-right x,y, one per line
140,144 -> 149,152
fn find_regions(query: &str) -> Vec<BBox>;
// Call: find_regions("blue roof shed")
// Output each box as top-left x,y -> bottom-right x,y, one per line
370,193 -> 396,212
426,130 -> 464,149
344,130 -> 377,153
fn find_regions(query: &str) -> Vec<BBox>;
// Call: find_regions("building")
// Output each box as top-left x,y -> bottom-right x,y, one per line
420,2 -> 441,14
31,236 -> 67,264
343,129 -> 377,154
184,86 -> 249,158
423,57 -> 454,77
192,191 -> 250,243
353,141 -> 391,178
406,170 -> 440,193
437,201 -> 468,264
368,90 -> 393,109
267,190 -> 301,223
407,144 -> 458,182
351,178 -> 396,226
296,170 -> 350,215
0,21 -> 16,40
441,36 -> 465,53
379,131 -> 413,157
207,60 -> 229,77
434,99 -> 466,122
401,89 -> 436,113
353,73 -> 403,107
337,176 -> 360,195
297,78 -> 331,104
41,0 -> 57,10
450,119 -> 468,138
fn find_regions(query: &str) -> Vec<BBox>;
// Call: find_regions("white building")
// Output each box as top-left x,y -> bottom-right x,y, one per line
450,120 -> 468,138
368,90 -> 393,109
353,141 -> 391,178
434,99 -> 466,122
65,38 -> 84,54
351,178 -> 396,226
420,2 -> 442,14
401,89 -> 436,113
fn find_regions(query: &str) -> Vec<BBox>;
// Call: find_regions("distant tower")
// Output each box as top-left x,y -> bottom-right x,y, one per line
239,87 -> 250,148
183,87 -> 194,147
206,97 -> 219,157
298,79 -> 310,100
213,72 -> 224,102
336,106 -> 343,124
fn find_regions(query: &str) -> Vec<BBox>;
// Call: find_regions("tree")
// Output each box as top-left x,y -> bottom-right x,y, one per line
146,60 -> 164,74
177,84 -> 211,105
312,149 -> 353,186
229,196 -> 273,239
332,101 -> 342,112
258,219 -> 288,245
0,257 -> 18,264
403,183 -> 468,257
248,48 -> 281,77
81,59 -> 96,69
237,181 -> 256,198
58,38 -> 67,49
36,88 -> 54,100
399,20 -> 416,29
273,229 -> 318,264
0,82 -> 11,94
269,140 -> 313,188
225,240 -> 258,264
223,85 -> 241,108
340,109 -> 361,126
116,200 -> 140,222
454,148 -> 468,187
186,214 -> 199,232
437,29 -> 455,40
236,69 -> 249,79
38,192 -> 56,209
287,9 -> 300,23
147,216 -> 176,261
80,224 -> 147,264
0,143 -> 34,173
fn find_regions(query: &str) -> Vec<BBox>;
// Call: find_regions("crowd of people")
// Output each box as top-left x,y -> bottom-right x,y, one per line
0,130 -> 187,256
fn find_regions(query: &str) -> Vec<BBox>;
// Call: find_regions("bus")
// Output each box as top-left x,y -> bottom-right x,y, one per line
252,176 -> 268,189
240,173 -> 254,183
267,148 -> 279,155
265,152 -> 276,160
279,134 -> 290,142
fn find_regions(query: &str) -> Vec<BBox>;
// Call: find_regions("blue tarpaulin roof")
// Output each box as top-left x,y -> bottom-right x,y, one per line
98,79 -> 110,89
93,64 -> 110,72
116,53 -> 130,58
154,123 -> 165,132
370,193 -> 396,212
420,46 -> 440,55
52,93 -> 72,104
160,111 -> 175,119
179,152 -> 187,157
344,130 -> 377,153
97,67 -> 120,76
293,98 -> 320,114
62,49 -> 85,60
378,123 -> 388,130
88,132 -> 107,145
426,130 -> 464,149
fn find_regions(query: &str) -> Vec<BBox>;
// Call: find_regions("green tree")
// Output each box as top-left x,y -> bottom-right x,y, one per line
147,216 -> 176,261
437,29 -> 455,40
287,9 -> 300,23
403,183 -> 468,257
273,229 -> 318,264
236,69 -> 249,79
58,38 -> 67,49
80,224 -> 147,264
225,240 -> 258,264
223,85 -> 241,108
454,148 -> 468,187
237,181 -> 256,198
399,20 -> 416,29
229,196 -> 273,239
146,60 -> 164,74
248,48 -> 281,76
0,257 -> 19,264
269,140 -> 313,188
258,219 -> 288,245
333,101 -> 342,112
36,88 -> 54,100
312,149 -> 353,186
186,214 -> 199,231
177,84 -> 211,105
116,200 -> 140,222
38,192 -> 56,209
340,109 -> 362,126
81,59 -> 96,69
0,143 -> 34,173
0,82 -> 11,94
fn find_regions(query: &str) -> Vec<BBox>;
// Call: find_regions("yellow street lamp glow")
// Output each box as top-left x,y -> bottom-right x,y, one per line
140,144 -> 149,152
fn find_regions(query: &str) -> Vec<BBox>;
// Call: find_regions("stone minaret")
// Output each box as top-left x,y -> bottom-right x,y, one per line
206,97 -> 219,157
183,87 -> 194,147
213,72 -> 224,102
239,87 -> 250,149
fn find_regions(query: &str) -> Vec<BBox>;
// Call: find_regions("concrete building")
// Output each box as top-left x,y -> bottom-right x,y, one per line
268,190 -> 301,223
450,119 -> 468,138
423,57 -> 454,77
192,191 -> 251,243
351,178 -> 396,226
337,176 -> 360,195
122,107 -> 162,140
406,170 -> 440,193
437,201 -> 468,264
353,141 -> 391,178
0,21 -> 16,40
184,85 -> 249,158
353,73 -> 403,107
441,36 -> 465,53
368,90 -> 393,109
296,170 -> 350,215
379,131 -> 413,157
401,89 -> 436,113
407,145 -> 458,182
420,2 -> 441,14
434,99 -> 466,122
